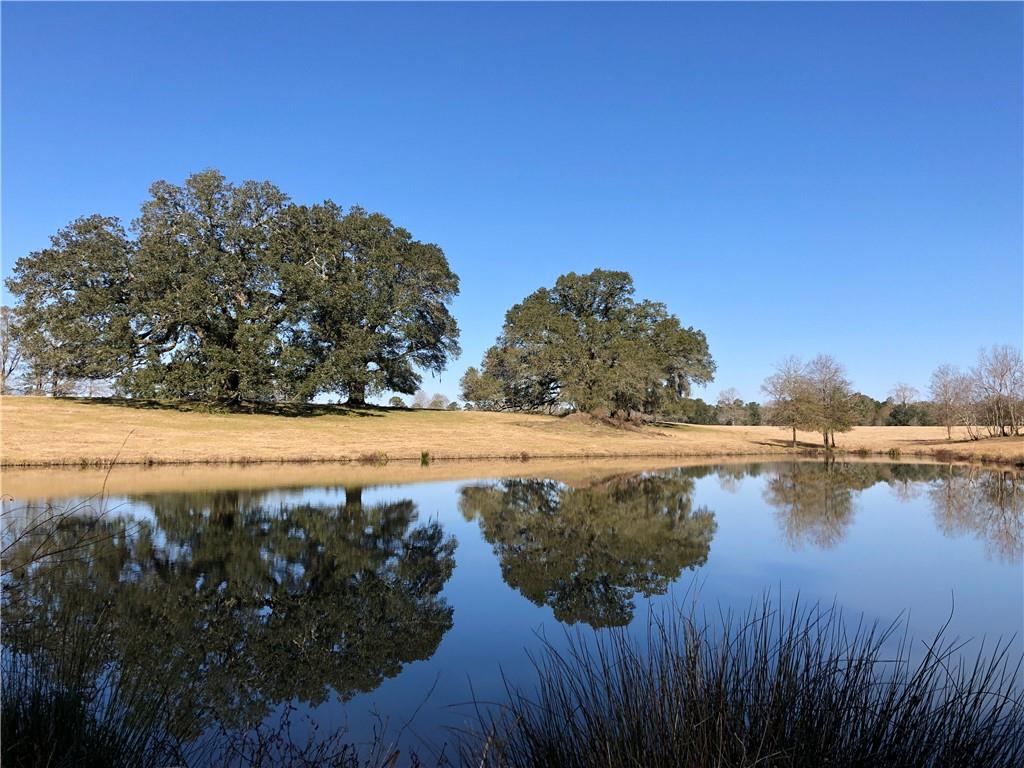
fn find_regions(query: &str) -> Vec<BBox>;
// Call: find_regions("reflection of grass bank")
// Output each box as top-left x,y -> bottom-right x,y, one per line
2,396 -> 1021,468
4,597 -> 1022,767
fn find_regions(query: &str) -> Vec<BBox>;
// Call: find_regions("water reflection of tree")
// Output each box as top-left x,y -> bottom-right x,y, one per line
928,468 -> 1022,562
3,487 -> 456,737
761,461 -> 1022,559
762,462 -> 886,549
459,472 -> 716,628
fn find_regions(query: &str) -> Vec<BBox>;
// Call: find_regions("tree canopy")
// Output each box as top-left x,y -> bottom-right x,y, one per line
3,487 -> 456,735
761,355 -> 855,447
460,269 -> 714,418
5,170 -> 460,403
459,471 -> 717,627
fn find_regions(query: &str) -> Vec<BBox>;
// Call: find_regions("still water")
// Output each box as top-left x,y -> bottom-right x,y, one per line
2,460 -> 1021,756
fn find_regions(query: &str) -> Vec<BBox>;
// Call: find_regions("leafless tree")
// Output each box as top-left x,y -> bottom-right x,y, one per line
0,306 -> 23,394
888,382 -> 920,407
716,388 -> 746,426
805,354 -> 854,448
972,345 -> 1023,437
762,357 -> 816,447
929,364 -> 964,440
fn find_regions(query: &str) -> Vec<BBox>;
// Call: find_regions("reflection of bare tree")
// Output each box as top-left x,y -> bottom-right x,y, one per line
928,468 -> 1023,563
889,477 -> 923,503
716,465 -> 748,495
762,462 -> 881,549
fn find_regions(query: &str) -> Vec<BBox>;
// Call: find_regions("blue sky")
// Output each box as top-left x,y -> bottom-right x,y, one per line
3,2 -> 1021,403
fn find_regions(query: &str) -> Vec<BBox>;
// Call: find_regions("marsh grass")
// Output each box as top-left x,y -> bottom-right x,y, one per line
1,609 -> 189,768
4,595 -> 1022,767
357,451 -> 390,465
1,614 -> 428,768
459,598 -> 1024,768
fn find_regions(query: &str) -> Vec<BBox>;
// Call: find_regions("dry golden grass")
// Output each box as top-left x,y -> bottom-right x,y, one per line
1,396 -> 1021,473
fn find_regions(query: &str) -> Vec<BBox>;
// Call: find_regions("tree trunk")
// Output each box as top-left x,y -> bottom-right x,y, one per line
345,486 -> 363,512
791,426 -> 797,447
830,431 -> 836,448
222,370 -> 242,405
822,432 -> 829,448
346,383 -> 367,407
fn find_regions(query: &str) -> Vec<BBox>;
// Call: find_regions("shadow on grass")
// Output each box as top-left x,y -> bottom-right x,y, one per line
750,438 -> 827,450
61,397 -> 387,419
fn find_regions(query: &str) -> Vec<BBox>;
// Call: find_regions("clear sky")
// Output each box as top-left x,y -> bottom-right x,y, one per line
3,2 -> 1021,404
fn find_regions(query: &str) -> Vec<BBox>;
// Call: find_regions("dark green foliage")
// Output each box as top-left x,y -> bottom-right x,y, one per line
745,400 -> 762,425
662,396 -> 718,424
3,489 -> 456,739
849,392 -> 888,425
276,204 -> 459,404
460,270 -> 714,418
6,215 -> 136,395
127,172 -> 291,401
459,471 -> 716,627
887,401 -> 937,427
5,171 -> 460,403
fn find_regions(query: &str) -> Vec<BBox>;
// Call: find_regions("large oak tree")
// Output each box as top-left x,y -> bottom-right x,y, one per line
5,170 -> 461,404
461,269 -> 714,418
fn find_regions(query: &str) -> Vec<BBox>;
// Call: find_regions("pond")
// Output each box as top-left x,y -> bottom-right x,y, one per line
2,459 -> 1021,762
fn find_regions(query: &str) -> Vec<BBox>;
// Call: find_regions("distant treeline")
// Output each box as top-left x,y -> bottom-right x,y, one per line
668,390 -> 936,428
2,170 -> 1021,443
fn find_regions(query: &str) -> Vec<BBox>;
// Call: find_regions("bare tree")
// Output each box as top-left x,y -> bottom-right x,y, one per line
0,307 -> 23,394
805,354 -> 854,448
411,390 -> 430,409
972,345 -> 1024,437
888,382 -> 920,407
429,393 -> 450,410
762,356 -> 815,447
716,388 -> 747,426
929,364 -> 962,440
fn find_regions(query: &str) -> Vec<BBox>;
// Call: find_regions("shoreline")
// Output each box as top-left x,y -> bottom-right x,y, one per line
2,396 -> 1021,471
1,445 -> 1020,470
2,452 -> 1013,501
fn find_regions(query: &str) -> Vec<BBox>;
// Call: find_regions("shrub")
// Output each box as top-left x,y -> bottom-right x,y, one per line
355,451 -> 388,465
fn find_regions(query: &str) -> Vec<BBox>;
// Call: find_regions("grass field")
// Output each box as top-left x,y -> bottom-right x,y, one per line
1,396 -> 1021,469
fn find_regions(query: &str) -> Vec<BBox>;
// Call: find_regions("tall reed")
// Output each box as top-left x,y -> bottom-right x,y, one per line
460,597 -> 1024,767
